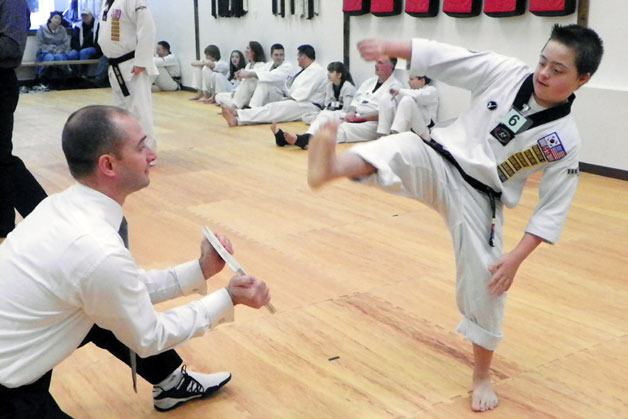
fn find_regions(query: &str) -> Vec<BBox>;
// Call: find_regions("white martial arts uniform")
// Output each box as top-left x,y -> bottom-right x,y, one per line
99,0 -> 158,150
336,74 -> 402,143
248,61 -> 294,108
236,61 -> 327,125
378,84 -> 439,137
349,38 -> 582,350
301,80 -> 356,124
191,60 -> 233,94
215,61 -> 266,109
153,53 -> 180,91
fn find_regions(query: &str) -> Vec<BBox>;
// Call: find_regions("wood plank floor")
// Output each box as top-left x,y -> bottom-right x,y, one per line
12,88 -> 628,418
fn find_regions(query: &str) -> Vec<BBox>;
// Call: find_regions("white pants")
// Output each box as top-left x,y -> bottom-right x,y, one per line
191,66 -> 234,95
109,61 -> 156,151
216,78 -> 257,109
350,132 -> 506,351
337,121 -> 380,143
379,95 -> 430,138
237,100 -> 320,125
249,81 -> 285,108
153,69 -> 179,92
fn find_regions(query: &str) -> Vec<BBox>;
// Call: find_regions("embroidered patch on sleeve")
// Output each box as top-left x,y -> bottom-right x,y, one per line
537,132 -> 566,162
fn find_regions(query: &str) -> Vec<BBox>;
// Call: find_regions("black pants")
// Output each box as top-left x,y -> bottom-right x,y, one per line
0,68 -> 47,237
0,326 -> 183,418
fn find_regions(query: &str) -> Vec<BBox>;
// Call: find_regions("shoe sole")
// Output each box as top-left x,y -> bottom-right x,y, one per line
153,374 -> 232,412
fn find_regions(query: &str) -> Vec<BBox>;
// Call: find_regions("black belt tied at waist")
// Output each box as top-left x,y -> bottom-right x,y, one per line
424,138 -> 502,247
108,50 -> 135,97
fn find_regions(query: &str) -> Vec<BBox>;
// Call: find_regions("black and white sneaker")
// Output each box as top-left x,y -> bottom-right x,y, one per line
153,365 -> 231,412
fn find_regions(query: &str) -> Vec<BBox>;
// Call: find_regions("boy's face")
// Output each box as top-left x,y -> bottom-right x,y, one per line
409,76 -> 426,90
533,40 -> 591,107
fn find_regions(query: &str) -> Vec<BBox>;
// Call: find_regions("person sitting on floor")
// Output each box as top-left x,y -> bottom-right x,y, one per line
152,41 -> 181,92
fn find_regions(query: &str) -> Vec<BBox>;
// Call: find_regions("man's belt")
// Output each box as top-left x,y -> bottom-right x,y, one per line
108,51 -> 135,97
424,138 -> 502,247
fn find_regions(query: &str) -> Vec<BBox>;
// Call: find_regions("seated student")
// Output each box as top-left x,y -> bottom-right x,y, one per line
378,71 -> 439,138
272,61 -> 356,149
152,41 -> 181,91
190,46 -> 244,103
221,44 -> 327,127
271,56 -> 400,148
215,41 -> 267,109
235,43 -> 293,108
36,11 -> 78,80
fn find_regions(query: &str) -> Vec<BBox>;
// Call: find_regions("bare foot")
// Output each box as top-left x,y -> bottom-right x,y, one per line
284,131 -> 297,145
471,375 -> 499,412
307,122 -> 339,189
200,96 -> 215,104
189,93 -> 203,101
221,106 -> 238,127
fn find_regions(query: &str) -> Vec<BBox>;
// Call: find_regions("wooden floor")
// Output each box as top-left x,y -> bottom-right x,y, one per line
13,89 -> 628,418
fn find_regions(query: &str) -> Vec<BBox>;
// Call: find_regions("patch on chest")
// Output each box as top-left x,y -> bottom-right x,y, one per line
537,132 -> 566,162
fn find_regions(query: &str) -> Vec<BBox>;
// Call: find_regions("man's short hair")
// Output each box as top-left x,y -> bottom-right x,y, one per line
297,44 -> 316,60
270,43 -> 284,53
204,44 -> 221,61
157,41 -> 171,53
389,57 -> 398,68
548,24 -> 604,76
62,106 -> 130,179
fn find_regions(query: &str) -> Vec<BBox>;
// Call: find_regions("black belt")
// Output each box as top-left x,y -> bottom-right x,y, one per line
424,139 -> 502,247
108,50 -> 135,97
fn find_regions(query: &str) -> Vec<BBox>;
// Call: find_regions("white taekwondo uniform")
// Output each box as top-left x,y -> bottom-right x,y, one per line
99,0 -> 158,150
248,60 -> 294,108
335,74 -> 402,143
301,80 -> 356,125
349,38 -> 582,351
236,60 -> 327,125
153,52 -> 181,91
191,60 -> 231,94
215,61 -> 266,108
378,83 -> 439,137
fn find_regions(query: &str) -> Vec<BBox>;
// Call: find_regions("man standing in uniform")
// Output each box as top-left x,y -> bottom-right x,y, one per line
98,0 -> 158,155
0,0 -> 48,241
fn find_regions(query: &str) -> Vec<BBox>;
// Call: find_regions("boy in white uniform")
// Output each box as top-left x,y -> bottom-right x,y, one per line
99,0 -> 158,151
378,72 -> 439,138
307,25 -> 603,412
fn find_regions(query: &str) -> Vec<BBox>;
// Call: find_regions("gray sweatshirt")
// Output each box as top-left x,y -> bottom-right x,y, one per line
36,23 -> 71,55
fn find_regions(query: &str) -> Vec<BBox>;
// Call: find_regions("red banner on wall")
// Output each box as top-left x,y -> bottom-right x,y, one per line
406,0 -> 439,17
484,0 -> 526,17
529,0 -> 577,16
343,0 -> 371,15
371,0 -> 402,16
443,0 -> 482,17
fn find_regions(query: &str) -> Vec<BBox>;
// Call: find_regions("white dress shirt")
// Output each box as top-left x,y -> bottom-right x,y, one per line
0,183 -> 233,387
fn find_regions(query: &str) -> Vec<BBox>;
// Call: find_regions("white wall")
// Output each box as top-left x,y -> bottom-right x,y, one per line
151,1 -> 344,89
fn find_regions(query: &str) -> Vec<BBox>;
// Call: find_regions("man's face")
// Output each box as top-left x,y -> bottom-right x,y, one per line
533,40 -> 590,107
374,57 -> 394,81
156,45 -> 168,58
271,49 -> 285,66
112,116 -> 156,194
81,14 -> 93,25
297,52 -> 308,68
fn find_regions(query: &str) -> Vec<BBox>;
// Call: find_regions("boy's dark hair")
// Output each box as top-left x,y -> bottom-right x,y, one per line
62,106 -> 130,179
204,44 -> 221,61
327,61 -> 354,86
297,44 -> 316,60
248,41 -> 266,62
270,43 -> 284,53
157,41 -> 171,53
549,24 -> 604,75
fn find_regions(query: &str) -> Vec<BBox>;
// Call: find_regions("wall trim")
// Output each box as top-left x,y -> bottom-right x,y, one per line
580,162 -> 628,181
